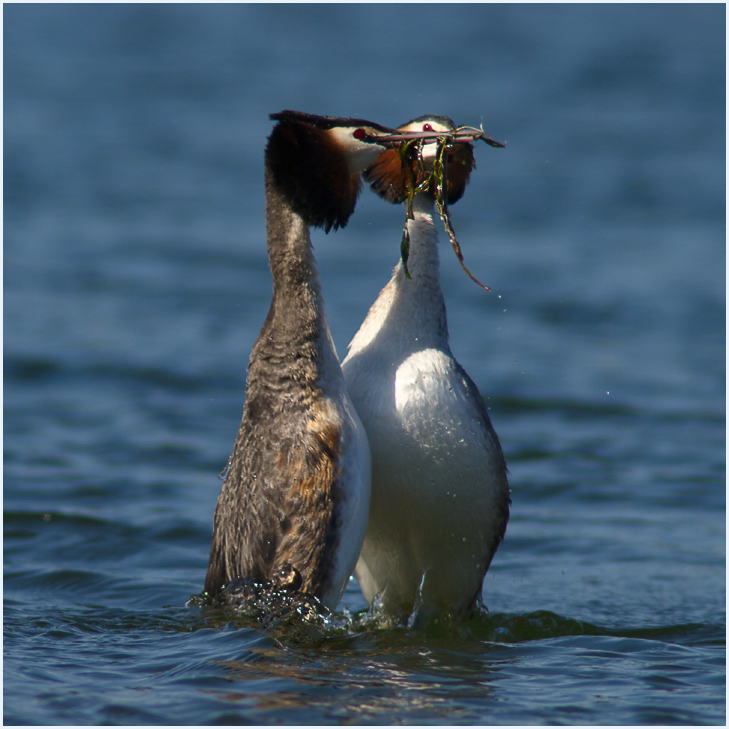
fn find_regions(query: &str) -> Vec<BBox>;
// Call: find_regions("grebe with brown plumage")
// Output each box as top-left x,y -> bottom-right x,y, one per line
204,111 -> 448,611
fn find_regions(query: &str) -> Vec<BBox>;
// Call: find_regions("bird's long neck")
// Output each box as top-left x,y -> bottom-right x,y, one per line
401,194 -> 441,282
249,167 -> 340,397
347,193 -> 449,357
265,166 -> 321,303
390,194 -> 449,345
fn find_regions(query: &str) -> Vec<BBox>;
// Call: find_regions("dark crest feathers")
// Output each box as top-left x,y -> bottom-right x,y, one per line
266,116 -> 363,232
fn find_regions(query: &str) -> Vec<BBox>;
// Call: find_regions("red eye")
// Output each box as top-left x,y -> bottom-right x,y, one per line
353,128 -> 366,140
423,123 -> 433,131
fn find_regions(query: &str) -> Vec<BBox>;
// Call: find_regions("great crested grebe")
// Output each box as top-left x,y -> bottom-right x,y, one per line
342,115 -> 510,622
204,111 -> 439,611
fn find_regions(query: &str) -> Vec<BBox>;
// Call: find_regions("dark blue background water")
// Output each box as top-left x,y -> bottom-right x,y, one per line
4,4 -> 725,725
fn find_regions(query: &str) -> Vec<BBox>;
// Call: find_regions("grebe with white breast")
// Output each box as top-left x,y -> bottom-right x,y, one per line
342,115 -> 510,622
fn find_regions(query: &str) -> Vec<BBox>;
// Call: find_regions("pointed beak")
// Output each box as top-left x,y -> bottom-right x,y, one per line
451,126 -> 506,148
364,126 -> 505,149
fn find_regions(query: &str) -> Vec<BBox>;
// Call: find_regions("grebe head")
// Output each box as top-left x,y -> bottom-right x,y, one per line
363,115 -> 478,206
267,110 -> 414,233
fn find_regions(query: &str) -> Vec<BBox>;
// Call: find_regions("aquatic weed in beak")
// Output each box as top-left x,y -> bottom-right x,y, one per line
398,126 -> 504,289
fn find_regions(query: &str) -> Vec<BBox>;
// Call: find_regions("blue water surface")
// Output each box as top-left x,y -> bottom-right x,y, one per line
4,4 -> 725,725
